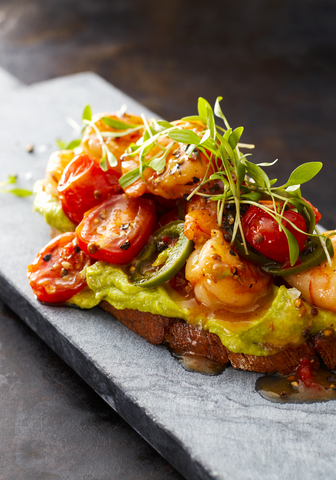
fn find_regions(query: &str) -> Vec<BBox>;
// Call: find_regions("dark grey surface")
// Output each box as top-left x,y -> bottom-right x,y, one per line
1,72 -> 336,480
0,299 -> 183,480
0,68 -> 184,480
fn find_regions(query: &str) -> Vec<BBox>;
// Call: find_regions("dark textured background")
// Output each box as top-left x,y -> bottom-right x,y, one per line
0,0 -> 335,478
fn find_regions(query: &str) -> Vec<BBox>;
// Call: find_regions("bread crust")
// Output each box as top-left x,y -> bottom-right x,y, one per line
99,301 -> 336,374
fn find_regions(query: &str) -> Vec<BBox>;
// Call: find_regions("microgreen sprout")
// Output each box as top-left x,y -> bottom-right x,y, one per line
0,175 -> 31,197
118,96 -> 329,267
57,104 -> 144,172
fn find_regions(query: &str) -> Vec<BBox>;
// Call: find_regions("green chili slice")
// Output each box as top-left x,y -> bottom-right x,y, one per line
130,221 -> 194,287
234,235 -> 334,276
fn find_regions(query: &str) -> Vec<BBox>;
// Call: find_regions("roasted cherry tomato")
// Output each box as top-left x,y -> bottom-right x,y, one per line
76,194 -> 156,264
27,232 -> 91,303
302,197 -> 322,224
58,154 -> 121,224
242,205 -> 307,263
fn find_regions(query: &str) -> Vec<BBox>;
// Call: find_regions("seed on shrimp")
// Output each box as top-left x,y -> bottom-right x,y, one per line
61,261 -> 72,270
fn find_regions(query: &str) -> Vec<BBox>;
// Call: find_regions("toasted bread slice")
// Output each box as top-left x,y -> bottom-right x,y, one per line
100,301 -> 336,375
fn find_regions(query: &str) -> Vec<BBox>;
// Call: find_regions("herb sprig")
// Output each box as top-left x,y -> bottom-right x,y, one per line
0,175 -> 32,197
118,96 -> 328,267
56,104 -> 143,172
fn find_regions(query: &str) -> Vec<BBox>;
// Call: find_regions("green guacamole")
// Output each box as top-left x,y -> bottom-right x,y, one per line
37,186 -> 336,356
203,285 -> 336,356
69,263 -> 336,356
70,262 -> 189,320
33,180 -> 76,233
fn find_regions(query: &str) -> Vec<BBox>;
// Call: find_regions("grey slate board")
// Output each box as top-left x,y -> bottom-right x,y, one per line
0,72 -> 336,480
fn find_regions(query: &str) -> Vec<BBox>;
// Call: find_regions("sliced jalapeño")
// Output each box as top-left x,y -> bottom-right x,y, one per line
234,235 -> 334,276
130,221 -> 194,287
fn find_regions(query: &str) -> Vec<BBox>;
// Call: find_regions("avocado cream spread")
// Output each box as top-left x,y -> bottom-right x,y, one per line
203,285 -> 336,356
38,189 -> 336,357
33,180 -> 76,233
70,262 -> 189,320
67,262 -> 336,357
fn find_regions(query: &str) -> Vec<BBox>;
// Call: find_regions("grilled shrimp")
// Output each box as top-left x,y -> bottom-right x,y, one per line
286,234 -> 336,312
185,229 -> 272,311
183,197 -> 219,245
122,119 -> 213,199
81,112 -> 144,174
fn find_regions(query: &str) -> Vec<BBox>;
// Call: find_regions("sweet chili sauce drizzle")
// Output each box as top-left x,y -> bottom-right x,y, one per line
170,351 -> 227,376
256,357 -> 336,403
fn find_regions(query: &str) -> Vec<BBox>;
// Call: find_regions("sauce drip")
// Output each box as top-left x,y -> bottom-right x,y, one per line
171,352 -> 226,376
256,366 -> 336,403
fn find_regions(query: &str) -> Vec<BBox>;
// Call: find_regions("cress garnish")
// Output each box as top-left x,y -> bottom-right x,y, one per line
0,174 -> 31,197
60,100 -> 334,271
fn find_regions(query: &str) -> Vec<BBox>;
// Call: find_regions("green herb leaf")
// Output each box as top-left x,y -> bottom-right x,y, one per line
181,115 -> 202,122
106,148 -> 118,168
100,151 -> 108,172
119,167 -> 141,189
286,162 -> 322,187
150,155 -> 166,172
229,127 -> 244,150
102,117 -> 138,130
243,160 -> 270,190
197,97 -> 212,122
241,191 -> 262,202
6,188 -> 32,197
82,105 -> 92,122
0,174 -> 18,188
66,139 -> 81,150
168,129 -> 200,145
223,128 -> 232,142
214,96 -> 230,130
236,157 -> 246,185
56,139 -> 68,149
7,175 -> 17,185
282,226 -> 300,266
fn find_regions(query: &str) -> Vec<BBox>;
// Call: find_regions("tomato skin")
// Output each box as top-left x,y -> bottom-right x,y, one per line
297,358 -> 321,390
76,194 -> 157,264
302,197 -> 322,224
58,154 -> 122,224
27,232 -> 92,303
242,206 -> 307,263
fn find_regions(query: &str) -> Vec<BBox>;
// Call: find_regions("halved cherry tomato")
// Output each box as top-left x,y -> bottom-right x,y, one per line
242,205 -> 307,263
58,154 -> 121,224
76,194 -> 156,264
27,232 -> 92,303
302,197 -> 322,224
